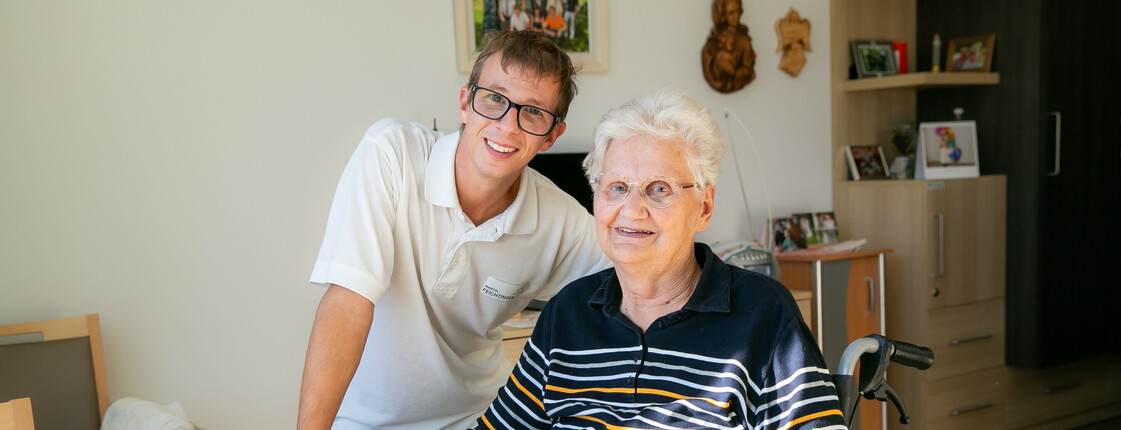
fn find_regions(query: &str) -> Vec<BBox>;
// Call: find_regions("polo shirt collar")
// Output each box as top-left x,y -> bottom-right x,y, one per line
589,242 -> 732,314
423,130 -> 539,235
504,171 -> 538,235
425,131 -> 462,209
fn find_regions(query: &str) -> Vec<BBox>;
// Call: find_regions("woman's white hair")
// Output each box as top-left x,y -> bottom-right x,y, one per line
582,88 -> 724,188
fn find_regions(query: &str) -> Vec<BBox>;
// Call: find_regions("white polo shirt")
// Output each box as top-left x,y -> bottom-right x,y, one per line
509,11 -> 530,31
310,119 -> 609,429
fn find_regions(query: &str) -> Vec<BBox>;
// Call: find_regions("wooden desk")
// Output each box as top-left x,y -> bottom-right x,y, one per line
777,248 -> 892,430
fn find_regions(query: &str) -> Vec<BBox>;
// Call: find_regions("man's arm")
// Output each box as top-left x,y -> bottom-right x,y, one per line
298,284 -> 374,430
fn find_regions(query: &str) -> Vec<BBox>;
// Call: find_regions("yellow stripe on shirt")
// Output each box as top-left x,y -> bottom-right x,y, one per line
480,415 -> 496,430
573,414 -> 650,430
777,409 -> 844,430
512,374 -> 544,410
546,384 -> 731,408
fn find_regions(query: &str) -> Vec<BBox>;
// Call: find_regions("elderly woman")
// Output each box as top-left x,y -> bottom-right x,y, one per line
472,90 -> 844,429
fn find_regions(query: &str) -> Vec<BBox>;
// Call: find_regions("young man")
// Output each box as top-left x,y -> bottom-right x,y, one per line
564,0 -> 578,39
297,31 -> 610,429
497,0 -> 515,31
507,4 -> 530,31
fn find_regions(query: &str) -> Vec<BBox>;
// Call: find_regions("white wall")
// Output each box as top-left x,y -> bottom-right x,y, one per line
0,1 -> 830,428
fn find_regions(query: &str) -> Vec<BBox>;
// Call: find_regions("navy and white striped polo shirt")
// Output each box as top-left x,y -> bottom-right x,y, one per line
473,243 -> 845,429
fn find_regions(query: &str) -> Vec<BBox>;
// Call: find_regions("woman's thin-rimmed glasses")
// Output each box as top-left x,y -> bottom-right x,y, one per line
592,173 -> 700,209
469,85 -> 561,136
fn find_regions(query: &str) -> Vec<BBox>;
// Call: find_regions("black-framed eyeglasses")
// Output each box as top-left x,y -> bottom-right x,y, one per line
469,85 -> 561,136
591,173 -> 701,209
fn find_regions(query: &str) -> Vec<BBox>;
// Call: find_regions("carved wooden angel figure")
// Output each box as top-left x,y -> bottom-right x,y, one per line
702,0 -> 756,93
775,8 -> 811,77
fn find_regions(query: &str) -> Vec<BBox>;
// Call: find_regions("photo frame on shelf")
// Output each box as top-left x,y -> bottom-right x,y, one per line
915,121 -> 981,179
850,40 -> 898,78
947,34 -> 996,73
844,145 -> 891,181
454,0 -> 608,74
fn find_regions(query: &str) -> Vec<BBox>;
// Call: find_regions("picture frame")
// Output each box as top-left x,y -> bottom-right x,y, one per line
813,211 -> 839,244
946,34 -> 995,73
770,217 -> 803,252
791,213 -> 818,246
915,121 -> 981,179
844,145 -> 891,181
850,40 -> 898,78
454,0 -> 609,74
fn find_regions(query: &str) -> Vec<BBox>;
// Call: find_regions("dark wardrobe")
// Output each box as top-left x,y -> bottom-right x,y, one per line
916,0 -> 1121,368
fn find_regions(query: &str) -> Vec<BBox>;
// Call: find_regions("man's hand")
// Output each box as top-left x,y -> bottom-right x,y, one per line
297,285 -> 374,429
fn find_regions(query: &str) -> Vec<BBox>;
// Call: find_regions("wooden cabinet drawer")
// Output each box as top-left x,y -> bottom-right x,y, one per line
1006,354 -> 1121,428
917,366 -> 1006,430
923,298 -> 1005,381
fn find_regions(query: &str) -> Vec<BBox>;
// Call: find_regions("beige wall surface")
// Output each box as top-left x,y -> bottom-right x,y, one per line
0,1 -> 830,427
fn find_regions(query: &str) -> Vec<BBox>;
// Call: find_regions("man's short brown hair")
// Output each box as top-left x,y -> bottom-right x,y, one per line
468,31 -> 578,120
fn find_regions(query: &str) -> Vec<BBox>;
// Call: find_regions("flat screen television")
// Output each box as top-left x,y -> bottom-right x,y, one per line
525,152 -> 592,310
527,152 -> 593,214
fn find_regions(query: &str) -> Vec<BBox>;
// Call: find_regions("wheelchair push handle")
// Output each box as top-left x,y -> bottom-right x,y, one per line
833,335 -> 935,427
885,338 -> 934,371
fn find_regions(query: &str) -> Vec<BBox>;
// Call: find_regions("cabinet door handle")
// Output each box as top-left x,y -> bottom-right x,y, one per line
949,403 -> 993,416
949,333 -> 992,345
935,213 -> 945,278
1041,381 -> 1081,395
866,276 -> 875,316
1048,111 -> 1062,176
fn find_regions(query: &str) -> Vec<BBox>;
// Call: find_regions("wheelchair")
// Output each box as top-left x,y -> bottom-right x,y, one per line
833,335 -> 936,428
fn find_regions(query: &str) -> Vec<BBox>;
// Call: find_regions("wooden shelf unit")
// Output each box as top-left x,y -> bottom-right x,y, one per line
832,2 -> 1121,428
840,72 -> 999,92
830,1 -> 1010,429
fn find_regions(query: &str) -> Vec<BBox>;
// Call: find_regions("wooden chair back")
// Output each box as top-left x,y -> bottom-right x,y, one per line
0,314 -> 108,429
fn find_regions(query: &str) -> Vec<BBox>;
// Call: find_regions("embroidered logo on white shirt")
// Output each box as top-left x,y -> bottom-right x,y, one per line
481,277 -> 526,301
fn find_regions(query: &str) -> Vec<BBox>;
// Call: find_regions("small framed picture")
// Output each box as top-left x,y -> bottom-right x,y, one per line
947,34 -> 995,73
850,40 -> 898,78
845,145 -> 891,181
813,211 -> 839,244
916,121 -> 981,179
791,213 -> 818,245
770,217 -> 804,252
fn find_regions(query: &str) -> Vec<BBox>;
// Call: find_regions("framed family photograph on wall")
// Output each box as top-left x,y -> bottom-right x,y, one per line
454,0 -> 608,74
947,34 -> 995,72
916,121 -> 981,179
849,40 -> 898,78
